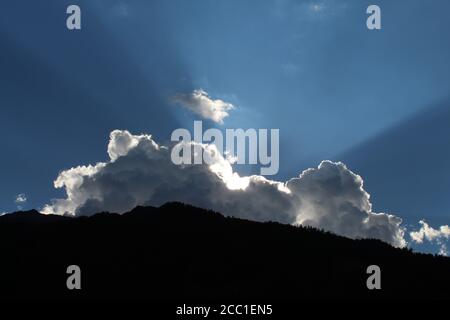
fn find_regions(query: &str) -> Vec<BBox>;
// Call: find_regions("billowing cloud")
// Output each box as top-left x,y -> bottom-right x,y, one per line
172,89 -> 234,124
43,130 -> 406,247
410,221 -> 450,244
287,162 -> 406,247
410,220 -> 450,256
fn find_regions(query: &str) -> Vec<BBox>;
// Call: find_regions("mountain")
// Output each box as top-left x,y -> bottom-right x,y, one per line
0,209 -> 70,223
0,202 -> 449,300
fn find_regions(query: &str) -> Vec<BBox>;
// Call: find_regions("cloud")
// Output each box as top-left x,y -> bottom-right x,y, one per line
43,130 -> 406,247
15,194 -> 27,204
410,220 -> 450,256
439,244 -> 448,256
15,194 -> 27,209
410,221 -> 450,244
172,89 -> 234,124
287,162 -> 406,247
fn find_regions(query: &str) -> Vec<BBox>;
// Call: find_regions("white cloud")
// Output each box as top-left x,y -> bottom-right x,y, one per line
15,193 -> 27,204
410,221 -> 450,244
439,244 -> 448,257
14,193 -> 27,210
410,220 -> 450,256
43,130 -> 406,247
287,162 -> 406,247
172,89 -> 235,124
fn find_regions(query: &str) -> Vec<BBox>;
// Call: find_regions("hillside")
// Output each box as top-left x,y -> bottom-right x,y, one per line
0,202 -> 449,300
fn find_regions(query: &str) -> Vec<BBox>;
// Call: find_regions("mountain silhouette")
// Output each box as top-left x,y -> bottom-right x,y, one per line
0,202 -> 449,300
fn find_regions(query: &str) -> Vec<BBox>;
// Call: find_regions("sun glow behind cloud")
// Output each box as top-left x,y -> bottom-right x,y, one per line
42,129 -> 406,248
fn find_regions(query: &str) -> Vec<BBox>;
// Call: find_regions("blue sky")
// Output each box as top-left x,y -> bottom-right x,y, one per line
1,0 -> 450,253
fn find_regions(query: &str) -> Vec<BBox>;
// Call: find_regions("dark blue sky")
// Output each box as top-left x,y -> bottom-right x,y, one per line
1,1 -> 450,251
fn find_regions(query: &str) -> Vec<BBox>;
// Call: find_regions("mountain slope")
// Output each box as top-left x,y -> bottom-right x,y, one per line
0,202 -> 449,300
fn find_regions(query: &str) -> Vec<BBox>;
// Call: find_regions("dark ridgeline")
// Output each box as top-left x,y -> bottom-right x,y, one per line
0,202 -> 448,300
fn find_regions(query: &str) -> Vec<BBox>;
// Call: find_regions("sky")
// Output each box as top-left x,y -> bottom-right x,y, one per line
1,0 -> 450,254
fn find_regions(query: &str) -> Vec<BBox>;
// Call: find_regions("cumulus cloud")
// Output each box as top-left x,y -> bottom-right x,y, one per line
287,162 -> 406,247
43,130 -> 406,247
172,89 -> 234,124
410,220 -> 450,256
410,221 -> 450,244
